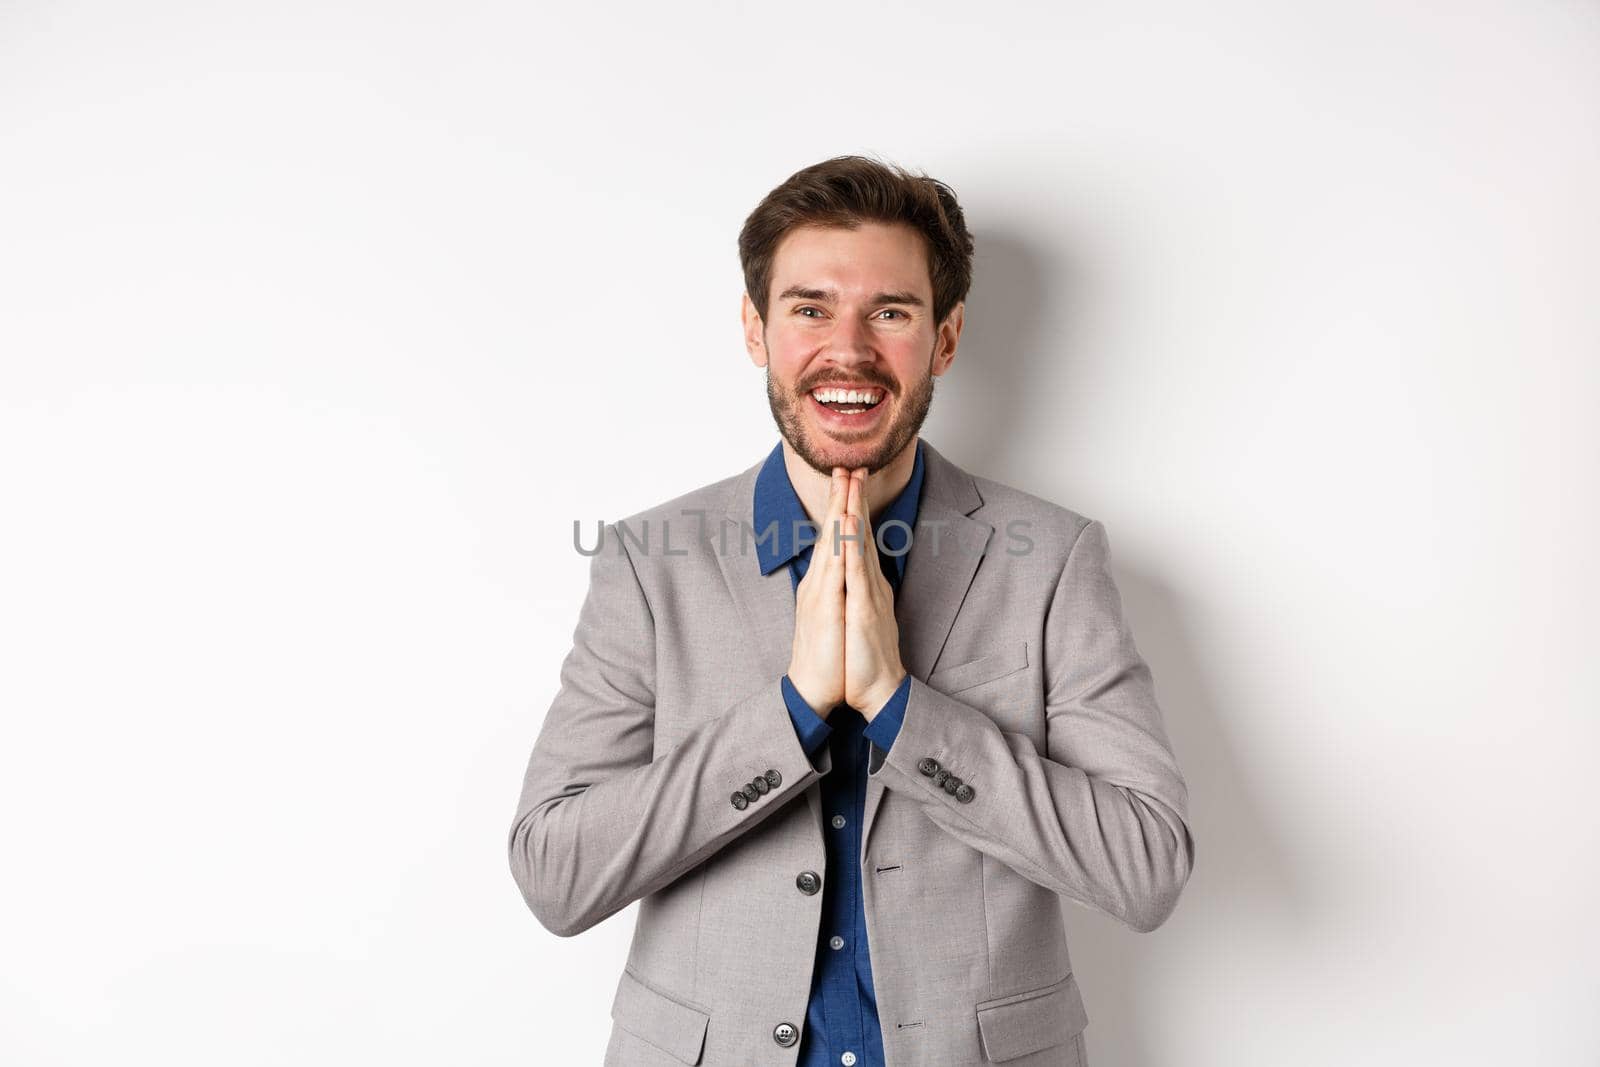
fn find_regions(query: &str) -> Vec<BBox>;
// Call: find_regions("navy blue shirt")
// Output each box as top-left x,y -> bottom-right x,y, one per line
753,438 -> 924,1067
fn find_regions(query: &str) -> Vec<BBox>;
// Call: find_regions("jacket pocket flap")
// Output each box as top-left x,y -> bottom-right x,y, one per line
927,641 -> 1030,694
974,973 -> 1088,1062
610,968 -> 710,1065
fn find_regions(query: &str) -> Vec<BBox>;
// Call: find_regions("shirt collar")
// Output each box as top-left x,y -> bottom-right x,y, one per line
752,438 -> 926,583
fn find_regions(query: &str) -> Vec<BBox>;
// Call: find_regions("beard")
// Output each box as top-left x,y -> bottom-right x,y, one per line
764,352 -> 937,477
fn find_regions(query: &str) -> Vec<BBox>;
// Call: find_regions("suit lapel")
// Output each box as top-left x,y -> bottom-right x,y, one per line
863,439 -> 991,858
712,454 -> 798,680
712,452 -> 815,827
711,438 -> 993,853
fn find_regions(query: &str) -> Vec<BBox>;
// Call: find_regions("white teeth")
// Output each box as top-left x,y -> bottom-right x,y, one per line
811,387 -> 883,405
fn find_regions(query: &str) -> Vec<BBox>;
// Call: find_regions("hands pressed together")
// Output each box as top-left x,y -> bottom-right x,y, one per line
786,467 -> 908,722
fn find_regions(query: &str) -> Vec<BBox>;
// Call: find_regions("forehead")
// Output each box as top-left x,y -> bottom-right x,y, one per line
769,221 -> 932,301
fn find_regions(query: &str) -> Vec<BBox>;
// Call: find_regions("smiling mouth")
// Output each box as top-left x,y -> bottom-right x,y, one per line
807,385 -> 887,415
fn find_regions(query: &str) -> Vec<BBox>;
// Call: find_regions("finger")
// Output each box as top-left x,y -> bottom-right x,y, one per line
800,469 -> 838,589
843,470 -> 865,586
819,467 -> 848,580
856,468 -> 879,574
852,468 -> 883,582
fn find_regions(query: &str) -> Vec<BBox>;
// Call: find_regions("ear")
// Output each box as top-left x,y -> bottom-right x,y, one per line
930,301 -> 964,377
741,292 -> 768,368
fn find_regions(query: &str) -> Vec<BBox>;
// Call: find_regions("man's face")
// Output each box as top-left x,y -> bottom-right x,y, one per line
743,221 -> 963,476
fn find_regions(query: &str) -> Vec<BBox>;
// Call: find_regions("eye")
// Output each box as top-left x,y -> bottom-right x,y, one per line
796,306 -> 823,318
876,309 -> 905,320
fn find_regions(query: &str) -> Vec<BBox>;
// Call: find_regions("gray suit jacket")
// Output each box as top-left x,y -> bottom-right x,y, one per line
508,438 -> 1194,1066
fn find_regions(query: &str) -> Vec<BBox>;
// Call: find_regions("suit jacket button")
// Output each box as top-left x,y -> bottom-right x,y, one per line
955,783 -> 975,803
731,791 -> 749,810
764,768 -> 782,787
773,1021 -> 799,1047
931,768 -> 950,787
943,774 -> 962,795
751,776 -> 771,795
796,870 -> 821,895
741,783 -> 760,803
917,757 -> 939,776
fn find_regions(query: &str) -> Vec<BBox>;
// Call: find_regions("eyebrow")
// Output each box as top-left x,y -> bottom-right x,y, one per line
776,285 -> 926,308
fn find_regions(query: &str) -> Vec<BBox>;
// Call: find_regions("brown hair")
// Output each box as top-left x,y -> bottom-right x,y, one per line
738,154 -> 975,328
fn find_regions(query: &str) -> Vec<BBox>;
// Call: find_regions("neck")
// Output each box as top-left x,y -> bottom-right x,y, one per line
782,438 -> 918,530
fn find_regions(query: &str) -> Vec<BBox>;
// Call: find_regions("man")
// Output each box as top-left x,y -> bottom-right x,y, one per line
508,156 -> 1194,1066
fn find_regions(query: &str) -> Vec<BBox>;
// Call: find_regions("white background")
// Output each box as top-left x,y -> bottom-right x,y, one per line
2,2 -> 1596,1064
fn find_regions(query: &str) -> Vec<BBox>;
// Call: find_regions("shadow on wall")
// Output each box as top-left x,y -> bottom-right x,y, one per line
934,224 -> 1312,1065
1067,560 -> 1308,1066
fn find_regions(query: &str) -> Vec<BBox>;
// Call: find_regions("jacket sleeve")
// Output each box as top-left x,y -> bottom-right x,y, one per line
507,523 -> 833,937
867,518 -> 1194,933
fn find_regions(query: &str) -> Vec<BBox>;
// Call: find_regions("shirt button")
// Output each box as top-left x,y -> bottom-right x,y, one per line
831,814 -> 846,829
829,935 -> 845,950
841,1053 -> 857,1066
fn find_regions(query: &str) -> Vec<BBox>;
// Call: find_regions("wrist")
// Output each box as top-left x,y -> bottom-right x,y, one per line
860,670 -> 908,718
786,671 -> 832,718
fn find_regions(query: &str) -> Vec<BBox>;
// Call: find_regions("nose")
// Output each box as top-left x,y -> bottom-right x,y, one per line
825,312 -> 875,367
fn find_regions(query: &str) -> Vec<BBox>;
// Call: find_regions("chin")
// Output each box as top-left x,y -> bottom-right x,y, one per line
802,432 -> 894,474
